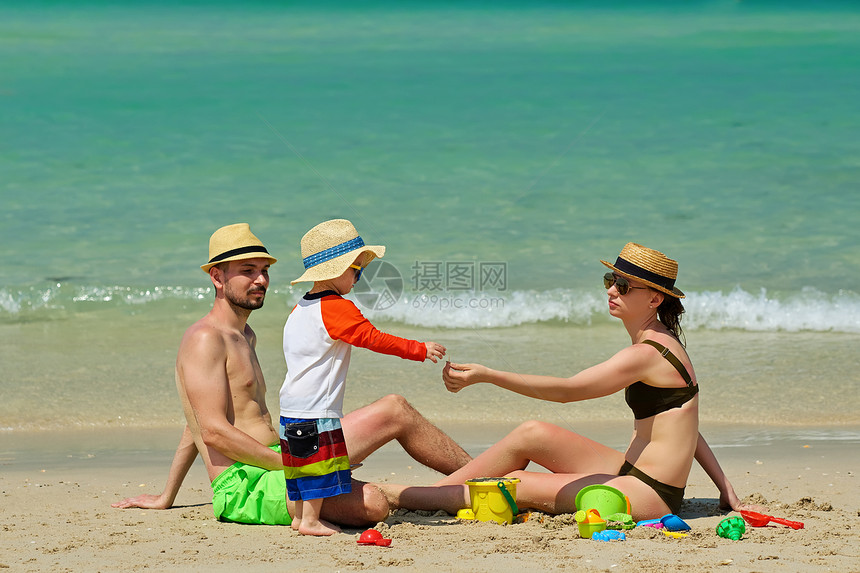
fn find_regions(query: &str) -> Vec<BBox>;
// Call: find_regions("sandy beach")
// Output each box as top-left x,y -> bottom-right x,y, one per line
3,2 -> 860,571
2,423 -> 857,572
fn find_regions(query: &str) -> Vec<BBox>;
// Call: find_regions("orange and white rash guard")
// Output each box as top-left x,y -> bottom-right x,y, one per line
279,290 -> 427,419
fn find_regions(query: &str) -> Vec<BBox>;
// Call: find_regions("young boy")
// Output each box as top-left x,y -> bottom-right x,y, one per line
279,219 -> 446,536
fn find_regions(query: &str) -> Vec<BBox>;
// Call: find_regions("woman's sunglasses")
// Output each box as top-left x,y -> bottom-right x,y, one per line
603,272 -> 648,296
349,264 -> 365,281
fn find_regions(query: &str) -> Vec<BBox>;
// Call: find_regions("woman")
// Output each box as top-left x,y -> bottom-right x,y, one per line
383,243 -> 747,520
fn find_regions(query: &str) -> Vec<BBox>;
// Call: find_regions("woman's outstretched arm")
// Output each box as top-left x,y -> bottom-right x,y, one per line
442,344 -> 657,403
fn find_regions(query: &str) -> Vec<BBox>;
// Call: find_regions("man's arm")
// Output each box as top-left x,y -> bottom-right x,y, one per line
112,425 -> 198,510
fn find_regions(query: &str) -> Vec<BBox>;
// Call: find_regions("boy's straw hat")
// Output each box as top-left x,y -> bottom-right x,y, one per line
601,242 -> 685,298
201,223 -> 277,272
291,219 -> 385,284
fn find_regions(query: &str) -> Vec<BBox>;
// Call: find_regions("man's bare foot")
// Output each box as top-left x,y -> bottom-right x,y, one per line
298,518 -> 341,536
290,518 -> 301,532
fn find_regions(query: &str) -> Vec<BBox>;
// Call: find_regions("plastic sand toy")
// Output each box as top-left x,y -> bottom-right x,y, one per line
716,516 -> 746,540
605,513 -> 636,530
357,529 -> 392,547
662,530 -> 688,539
740,510 -> 804,530
514,511 -> 545,524
660,514 -> 691,531
592,530 -> 626,542
574,508 -> 607,539
463,477 -> 521,524
575,485 -> 631,517
636,514 -> 690,531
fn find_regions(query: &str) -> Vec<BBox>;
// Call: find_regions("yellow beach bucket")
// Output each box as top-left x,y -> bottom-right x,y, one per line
461,477 -> 521,524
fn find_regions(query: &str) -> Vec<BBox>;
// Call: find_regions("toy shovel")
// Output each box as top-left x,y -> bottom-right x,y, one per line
740,510 -> 804,530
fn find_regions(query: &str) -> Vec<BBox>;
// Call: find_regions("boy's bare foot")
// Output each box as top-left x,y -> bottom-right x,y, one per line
298,518 -> 341,536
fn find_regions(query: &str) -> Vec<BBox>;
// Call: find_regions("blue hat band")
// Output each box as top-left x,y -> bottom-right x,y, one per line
303,237 -> 365,269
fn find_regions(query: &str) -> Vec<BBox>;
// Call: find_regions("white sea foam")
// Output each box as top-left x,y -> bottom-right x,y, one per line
2,284 -> 859,333
0,284 -> 212,319
684,287 -> 860,333
364,286 -> 860,333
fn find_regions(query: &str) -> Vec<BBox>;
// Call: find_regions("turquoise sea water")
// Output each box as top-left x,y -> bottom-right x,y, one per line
1,1 -> 859,432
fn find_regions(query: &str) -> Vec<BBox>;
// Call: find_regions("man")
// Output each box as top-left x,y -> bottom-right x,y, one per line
113,223 -> 471,526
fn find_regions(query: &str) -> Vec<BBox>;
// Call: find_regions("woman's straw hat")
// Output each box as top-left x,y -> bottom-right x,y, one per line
201,223 -> 277,272
601,242 -> 685,298
291,219 -> 385,284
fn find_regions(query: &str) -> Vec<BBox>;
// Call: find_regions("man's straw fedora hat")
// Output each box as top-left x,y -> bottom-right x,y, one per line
201,223 -> 277,272
292,219 -> 385,285
601,242 -> 685,298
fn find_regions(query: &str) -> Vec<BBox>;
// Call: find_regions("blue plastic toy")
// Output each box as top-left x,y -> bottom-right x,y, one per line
660,514 -> 691,531
592,530 -> 626,542
636,514 -> 691,531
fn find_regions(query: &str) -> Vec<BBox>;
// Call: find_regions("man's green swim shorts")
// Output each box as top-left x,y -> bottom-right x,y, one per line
211,445 -> 292,526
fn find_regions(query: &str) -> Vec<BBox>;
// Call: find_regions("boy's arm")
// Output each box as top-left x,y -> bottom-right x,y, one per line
112,425 -> 198,510
322,296 -> 428,361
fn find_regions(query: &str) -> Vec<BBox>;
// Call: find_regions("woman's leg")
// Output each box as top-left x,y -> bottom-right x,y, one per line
379,482 -> 471,514
380,471 -> 672,520
379,421 -> 628,514
434,420 -> 626,486
379,421 -> 671,517
510,471 -> 671,520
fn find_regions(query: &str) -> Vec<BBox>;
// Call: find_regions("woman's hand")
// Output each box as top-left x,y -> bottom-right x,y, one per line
442,361 -> 489,393
718,488 -> 769,514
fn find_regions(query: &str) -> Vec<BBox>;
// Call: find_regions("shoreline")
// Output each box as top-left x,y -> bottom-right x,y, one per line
3,421 -> 859,462
3,422 -> 859,483
2,423 -> 857,571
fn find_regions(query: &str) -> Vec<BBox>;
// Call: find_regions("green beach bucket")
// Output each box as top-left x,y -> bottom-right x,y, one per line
575,485 -> 631,517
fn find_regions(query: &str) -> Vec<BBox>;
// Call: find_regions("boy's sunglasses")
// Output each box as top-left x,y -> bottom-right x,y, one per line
603,272 -> 648,296
349,264 -> 365,281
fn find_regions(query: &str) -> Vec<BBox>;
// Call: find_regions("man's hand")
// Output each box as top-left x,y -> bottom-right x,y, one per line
112,493 -> 172,510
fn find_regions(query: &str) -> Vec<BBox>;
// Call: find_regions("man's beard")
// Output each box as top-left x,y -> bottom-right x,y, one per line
225,284 -> 266,310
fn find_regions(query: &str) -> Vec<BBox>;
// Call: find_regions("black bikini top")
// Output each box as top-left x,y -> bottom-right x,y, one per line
625,340 -> 699,420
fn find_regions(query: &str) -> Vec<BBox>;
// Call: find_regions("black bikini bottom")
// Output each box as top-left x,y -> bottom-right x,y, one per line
618,460 -> 685,514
